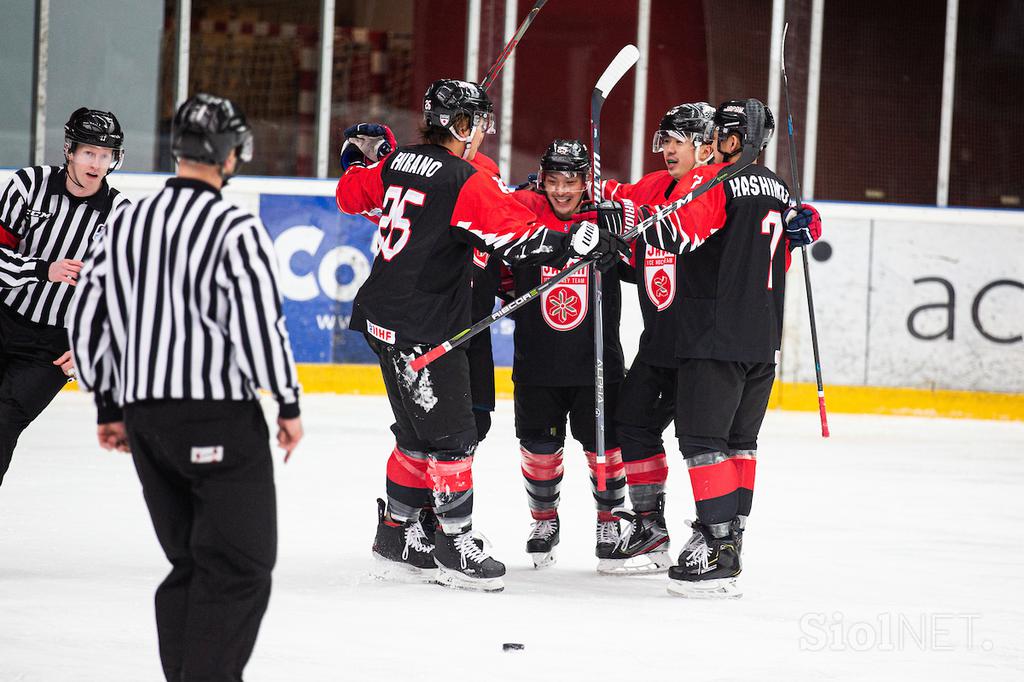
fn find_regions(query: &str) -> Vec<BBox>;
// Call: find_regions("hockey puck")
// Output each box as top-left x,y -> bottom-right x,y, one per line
502,642 -> 525,652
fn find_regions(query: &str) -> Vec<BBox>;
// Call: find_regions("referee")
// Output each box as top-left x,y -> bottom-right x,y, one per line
67,93 -> 303,681
0,107 -> 128,487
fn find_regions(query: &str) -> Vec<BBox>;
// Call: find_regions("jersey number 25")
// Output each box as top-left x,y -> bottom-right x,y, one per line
378,186 -> 425,261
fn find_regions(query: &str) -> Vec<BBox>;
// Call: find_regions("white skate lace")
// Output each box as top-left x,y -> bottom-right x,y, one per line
682,521 -> 710,571
611,508 -> 641,550
455,531 -> 492,569
401,520 -> 433,561
528,519 -> 558,541
596,520 -> 620,545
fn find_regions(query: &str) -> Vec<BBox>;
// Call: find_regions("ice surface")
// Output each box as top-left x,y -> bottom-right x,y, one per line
2,393 -> 1023,680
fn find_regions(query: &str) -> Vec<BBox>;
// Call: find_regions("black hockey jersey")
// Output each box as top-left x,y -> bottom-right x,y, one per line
336,144 -> 570,347
641,163 -> 794,363
507,189 -> 624,387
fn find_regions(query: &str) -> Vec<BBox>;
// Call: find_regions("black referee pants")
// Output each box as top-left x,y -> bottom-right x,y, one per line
124,400 -> 277,682
0,304 -> 70,487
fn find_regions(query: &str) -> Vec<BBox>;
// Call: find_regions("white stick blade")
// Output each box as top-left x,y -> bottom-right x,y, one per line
595,44 -> 640,96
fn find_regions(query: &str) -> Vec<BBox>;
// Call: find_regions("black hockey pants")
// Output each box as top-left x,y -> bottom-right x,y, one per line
124,399 -> 277,682
0,304 -> 69,487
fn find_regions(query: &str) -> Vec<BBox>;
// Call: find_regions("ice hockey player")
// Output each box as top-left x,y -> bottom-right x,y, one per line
340,124 -> 501,444
595,99 -> 821,597
593,103 -> 717,574
505,139 -> 627,569
335,79 -> 628,591
0,107 -> 128,487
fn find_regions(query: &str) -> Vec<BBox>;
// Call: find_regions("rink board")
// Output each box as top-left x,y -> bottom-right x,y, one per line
9,170 -> 1018,419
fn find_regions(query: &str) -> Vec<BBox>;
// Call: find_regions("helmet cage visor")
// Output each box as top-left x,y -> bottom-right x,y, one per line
538,169 -> 588,193
472,110 -> 496,135
652,129 -> 705,153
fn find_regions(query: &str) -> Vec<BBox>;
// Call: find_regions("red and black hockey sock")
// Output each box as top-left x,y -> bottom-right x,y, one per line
619,423 -> 669,512
427,450 -> 475,535
728,448 -> 757,518
684,449 -> 739,535
520,441 -> 564,521
384,445 -> 432,522
586,448 -> 626,520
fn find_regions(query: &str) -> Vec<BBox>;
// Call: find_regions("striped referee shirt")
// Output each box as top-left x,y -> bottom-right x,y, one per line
67,177 -> 301,422
0,165 -> 128,326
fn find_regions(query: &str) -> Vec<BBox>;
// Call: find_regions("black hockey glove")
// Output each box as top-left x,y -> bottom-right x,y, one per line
340,123 -> 397,170
568,221 -> 631,272
584,198 -> 641,236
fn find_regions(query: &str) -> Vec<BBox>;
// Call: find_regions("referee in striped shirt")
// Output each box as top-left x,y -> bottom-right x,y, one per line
68,93 -> 303,681
0,107 -> 128,487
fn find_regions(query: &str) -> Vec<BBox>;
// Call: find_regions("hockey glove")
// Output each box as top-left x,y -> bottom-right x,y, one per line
783,203 -> 822,249
340,123 -> 397,170
568,221 -> 631,272
582,199 -> 640,236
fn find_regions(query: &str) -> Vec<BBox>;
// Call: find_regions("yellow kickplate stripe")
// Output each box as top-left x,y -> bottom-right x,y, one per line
66,365 -> 1023,422
297,365 -> 1023,421
768,381 -> 1024,421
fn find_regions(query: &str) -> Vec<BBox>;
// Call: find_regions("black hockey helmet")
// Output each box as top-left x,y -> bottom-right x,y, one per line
540,139 -> 589,174
171,93 -> 254,167
423,79 -> 495,139
537,139 -> 589,192
64,108 -> 125,172
711,99 -> 775,152
651,102 -> 715,152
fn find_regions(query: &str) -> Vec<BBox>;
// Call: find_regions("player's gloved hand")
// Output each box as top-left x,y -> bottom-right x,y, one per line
568,221 -> 631,272
783,202 -> 822,248
339,123 -> 396,170
584,198 -> 640,236
514,173 -> 538,191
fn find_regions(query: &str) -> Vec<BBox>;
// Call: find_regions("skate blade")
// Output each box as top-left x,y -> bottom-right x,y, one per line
370,552 -> 438,585
666,577 -> 742,599
597,550 -> 672,575
435,565 -> 505,593
530,550 -> 557,569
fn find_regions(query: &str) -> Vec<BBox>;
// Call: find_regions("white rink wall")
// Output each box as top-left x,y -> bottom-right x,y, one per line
6,169 -> 1023,394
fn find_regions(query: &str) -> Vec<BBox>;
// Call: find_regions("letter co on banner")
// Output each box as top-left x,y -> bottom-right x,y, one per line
260,194 -> 378,363
259,193 -> 515,366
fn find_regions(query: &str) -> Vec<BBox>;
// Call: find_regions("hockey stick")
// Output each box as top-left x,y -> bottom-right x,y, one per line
782,22 -> 830,438
408,100 -> 767,374
590,44 -> 639,491
480,0 -> 548,91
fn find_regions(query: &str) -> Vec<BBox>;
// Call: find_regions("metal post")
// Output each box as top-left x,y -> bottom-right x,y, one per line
315,0 -> 336,178
802,0 -> 824,200
629,0 -> 651,181
497,0 -> 519,182
176,0 -> 191,108
31,0 -> 49,166
936,0 -> 959,207
465,0 -> 481,82
766,0 -> 785,172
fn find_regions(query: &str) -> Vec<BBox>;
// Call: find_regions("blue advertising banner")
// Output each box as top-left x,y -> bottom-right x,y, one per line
259,193 -> 514,365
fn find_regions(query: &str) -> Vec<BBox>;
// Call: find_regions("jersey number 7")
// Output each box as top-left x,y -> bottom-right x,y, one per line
760,210 -> 784,290
378,185 -> 426,261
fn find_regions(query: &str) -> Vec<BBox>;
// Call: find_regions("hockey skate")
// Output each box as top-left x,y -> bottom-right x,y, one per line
526,516 -> 560,569
666,520 -> 742,599
597,494 -> 672,575
371,499 -> 437,584
434,530 -> 506,592
594,518 -> 621,560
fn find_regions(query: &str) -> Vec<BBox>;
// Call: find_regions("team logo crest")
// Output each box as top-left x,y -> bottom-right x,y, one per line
644,245 -> 676,311
540,261 -> 588,331
473,248 -> 489,269
439,113 -> 450,126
